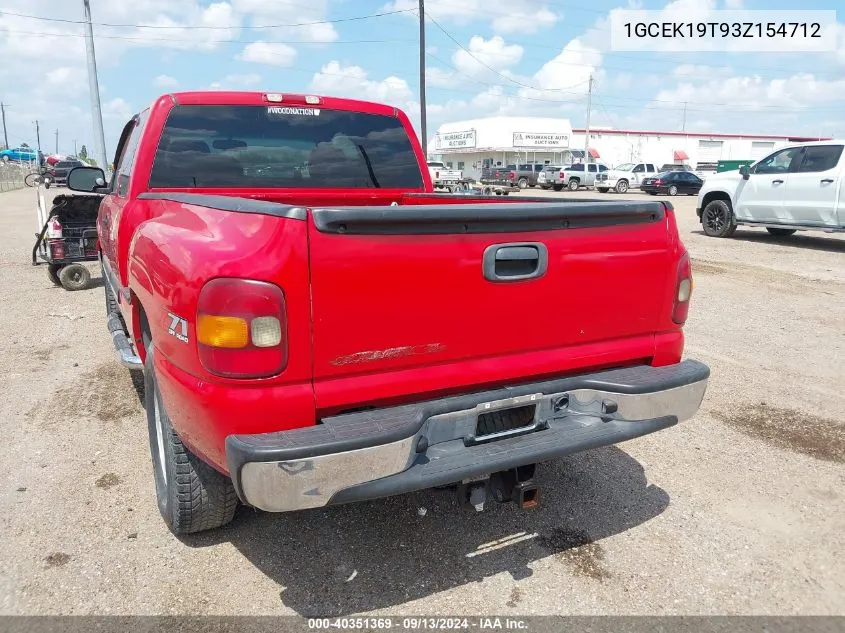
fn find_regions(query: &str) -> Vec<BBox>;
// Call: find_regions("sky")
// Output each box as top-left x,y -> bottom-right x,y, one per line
0,0 -> 843,160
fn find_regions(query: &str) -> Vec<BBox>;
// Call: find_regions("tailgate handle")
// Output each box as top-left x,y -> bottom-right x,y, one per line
483,242 -> 548,282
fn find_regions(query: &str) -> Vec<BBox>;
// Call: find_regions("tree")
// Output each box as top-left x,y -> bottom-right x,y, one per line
79,145 -> 88,159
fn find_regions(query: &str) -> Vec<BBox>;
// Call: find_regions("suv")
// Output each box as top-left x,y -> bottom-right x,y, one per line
51,159 -> 85,187
596,162 -> 658,193
553,163 -> 608,191
697,141 -> 845,237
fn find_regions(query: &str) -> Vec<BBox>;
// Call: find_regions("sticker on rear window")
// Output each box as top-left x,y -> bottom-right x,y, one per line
267,106 -> 320,117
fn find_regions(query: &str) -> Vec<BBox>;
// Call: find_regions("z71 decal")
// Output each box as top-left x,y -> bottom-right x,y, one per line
167,312 -> 189,343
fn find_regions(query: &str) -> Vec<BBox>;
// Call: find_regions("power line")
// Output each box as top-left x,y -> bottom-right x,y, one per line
0,8 -> 413,29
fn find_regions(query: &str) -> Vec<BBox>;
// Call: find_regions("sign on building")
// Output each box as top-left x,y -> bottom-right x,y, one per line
512,132 -> 570,148
435,130 -> 477,149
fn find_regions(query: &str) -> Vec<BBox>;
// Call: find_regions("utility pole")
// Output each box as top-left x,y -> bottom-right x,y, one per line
583,74 -> 593,165
83,0 -> 109,174
418,0 -> 427,156
55,128 -> 59,154
73,139 -> 78,156
0,102 -> 8,149
34,120 -> 42,154
682,102 -> 687,132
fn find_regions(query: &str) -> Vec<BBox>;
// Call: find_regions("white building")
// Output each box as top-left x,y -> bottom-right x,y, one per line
428,117 -> 827,179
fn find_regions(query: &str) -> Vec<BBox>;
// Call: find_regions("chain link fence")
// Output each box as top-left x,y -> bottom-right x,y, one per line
0,161 -> 38,193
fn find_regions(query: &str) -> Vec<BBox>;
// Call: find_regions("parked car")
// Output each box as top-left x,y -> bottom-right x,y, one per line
537,165 -> 562,189
552,163 -> 609,191
0,146 -> 38,163
596,162 -> 658,193
427,160 -> 467,191
481,163 -> 544,189
50,159 -> 85,187
697,140 -> 844,238
658,164 -> 694,172
66,90 -> 708,536
641,171 -> 704,196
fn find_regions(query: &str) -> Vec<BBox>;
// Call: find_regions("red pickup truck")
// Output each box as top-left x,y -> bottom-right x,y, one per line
66,91 -> 709,535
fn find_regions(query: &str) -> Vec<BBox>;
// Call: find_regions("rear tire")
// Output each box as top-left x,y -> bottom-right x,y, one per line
552,185 -> 563,192
58,263 -> 91,291
47,264 -> 62,286
568,179 -> 579,191
766,228 -> 797,237
702,199 -> 737,238
517,177 -> 528,189
668,185 -> 678,196
145,348 -> 237,535
597,187 -> 609,193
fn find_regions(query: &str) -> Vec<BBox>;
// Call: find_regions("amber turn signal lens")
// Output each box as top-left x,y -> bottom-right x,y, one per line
197,315 -> 249,349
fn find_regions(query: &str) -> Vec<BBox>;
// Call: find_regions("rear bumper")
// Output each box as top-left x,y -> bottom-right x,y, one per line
227,360 -> 709,512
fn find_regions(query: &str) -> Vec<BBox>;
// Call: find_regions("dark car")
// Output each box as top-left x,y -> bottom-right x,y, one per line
50,159 -> 85,187
640,170 -> 703,196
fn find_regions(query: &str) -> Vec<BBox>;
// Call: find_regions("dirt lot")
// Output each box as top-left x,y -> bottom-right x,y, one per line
1,186 -> 843,616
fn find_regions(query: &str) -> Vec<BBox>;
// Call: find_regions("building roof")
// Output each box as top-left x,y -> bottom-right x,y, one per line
572,128 -> 830,141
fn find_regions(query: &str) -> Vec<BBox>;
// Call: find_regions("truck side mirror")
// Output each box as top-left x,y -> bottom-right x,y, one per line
67,166 -> 107,192
739,164 -> 750,180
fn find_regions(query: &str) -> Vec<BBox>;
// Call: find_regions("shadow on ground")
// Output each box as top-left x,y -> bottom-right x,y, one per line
184,447 -> 669,616
692,229 -> 845,254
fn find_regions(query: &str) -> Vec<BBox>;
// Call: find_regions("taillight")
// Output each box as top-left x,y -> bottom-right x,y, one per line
435,170 -> 439,179
196,278 -> 287,379
509,171 -> 515,180
559,170 -> 565,180
672,251 -> 693,325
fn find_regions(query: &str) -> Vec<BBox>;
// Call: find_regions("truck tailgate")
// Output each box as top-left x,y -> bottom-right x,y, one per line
307,201 -> 674,411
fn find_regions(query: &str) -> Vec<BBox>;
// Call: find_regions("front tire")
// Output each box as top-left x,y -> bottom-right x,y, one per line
58,263 -> 91,291
145,348 -> 237,535
615,180 -> 629,194
766,228 -> 797,237
702,199 -> 737,238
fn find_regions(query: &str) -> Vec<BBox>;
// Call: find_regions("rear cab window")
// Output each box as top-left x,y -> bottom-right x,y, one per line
149,105 -> 424,189
797,145 -> 844,172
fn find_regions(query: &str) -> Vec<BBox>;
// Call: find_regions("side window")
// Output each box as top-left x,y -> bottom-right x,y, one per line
753,147 -> 802,174
457,161 -> 464,170
599,164 -> 608,172
646,164 -> 655,172
633,164 -> 645,173
797,145 -> 843,173
588,164 -> 597,172
114,109 -> 149,197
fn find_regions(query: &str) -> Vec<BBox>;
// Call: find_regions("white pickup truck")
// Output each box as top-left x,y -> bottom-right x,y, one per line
697,141 -> 845,237
596,162 -> 658,194
427,161 -> 467,192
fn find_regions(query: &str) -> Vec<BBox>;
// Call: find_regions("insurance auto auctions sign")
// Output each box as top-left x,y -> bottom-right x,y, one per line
512,132 -> 570,148
434,130 -> 476,149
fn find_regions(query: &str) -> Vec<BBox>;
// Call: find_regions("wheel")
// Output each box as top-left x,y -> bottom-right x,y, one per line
615,180 -> 629,194
1,155 -> 8,163
568,179 -> 579,191
702,199 -> 737,238
58,263 -> 91,291
517,177 -> 528,189
766,228 -> 797,237
552,185 -> 563,192
145,348 -> 237,534
482,186 -> 493,196
597,188 -> 609,193
668,185 -> 678,196
24,173 -> 40,187
47,264 -> 62,286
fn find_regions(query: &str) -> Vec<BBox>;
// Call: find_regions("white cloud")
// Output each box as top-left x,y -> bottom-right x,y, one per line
232,0 -> 338,43
238,42 -> 298,66
452,36 -> 524,78
153,75 -> 179,88
103,98 -> 133,121
426,67 -> 460,88
308,62 -> 415,112
44,67 -> 87,98
384,0 -> 557,35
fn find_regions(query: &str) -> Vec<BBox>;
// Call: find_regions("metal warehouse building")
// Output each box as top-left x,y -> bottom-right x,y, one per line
427,117 -> 826,179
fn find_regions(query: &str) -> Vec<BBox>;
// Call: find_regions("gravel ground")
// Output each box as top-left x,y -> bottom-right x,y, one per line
0,186 -> 843,616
